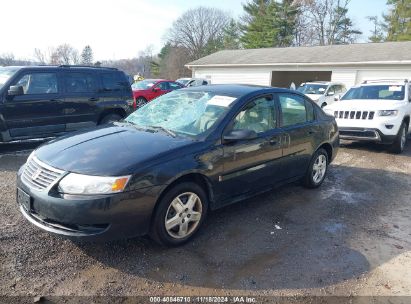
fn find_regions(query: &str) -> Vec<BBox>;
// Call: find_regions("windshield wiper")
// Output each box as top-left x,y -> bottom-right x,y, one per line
147,125 -> 176,138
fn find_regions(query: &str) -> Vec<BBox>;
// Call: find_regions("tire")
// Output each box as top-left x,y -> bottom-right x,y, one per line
303,148 -> 329,188
136,97 -> 147,108
99,113 -> 123,125
149,182 -> 208,247
390,122 -> 408,154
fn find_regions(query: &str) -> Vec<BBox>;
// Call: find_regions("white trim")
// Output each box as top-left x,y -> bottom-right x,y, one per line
186,61 -> 411,68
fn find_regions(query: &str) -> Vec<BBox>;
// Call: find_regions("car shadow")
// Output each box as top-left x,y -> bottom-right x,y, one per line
340,136 -> 411,157
75,164 -> 410,291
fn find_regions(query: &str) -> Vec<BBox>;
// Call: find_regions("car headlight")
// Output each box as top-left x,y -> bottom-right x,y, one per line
378,110 -> 398,116
58,173 -> 131,195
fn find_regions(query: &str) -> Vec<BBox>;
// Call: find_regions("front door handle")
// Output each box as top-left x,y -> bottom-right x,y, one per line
49,99 -> 63,103
89,97 -> 99,102
308,130 -> 317,135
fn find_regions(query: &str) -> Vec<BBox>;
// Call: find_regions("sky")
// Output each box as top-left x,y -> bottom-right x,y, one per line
0,0 -> 388,61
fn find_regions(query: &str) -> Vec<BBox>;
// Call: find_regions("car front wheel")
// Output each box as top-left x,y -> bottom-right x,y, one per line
303,148 -> 329,188
390,122 -> 408,154
136,97 -> 148,108
150,182 -> 208,246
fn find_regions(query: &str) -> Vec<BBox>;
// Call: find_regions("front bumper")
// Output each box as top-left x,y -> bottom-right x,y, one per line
339,127 -> 396,144
17,167 -> 162,241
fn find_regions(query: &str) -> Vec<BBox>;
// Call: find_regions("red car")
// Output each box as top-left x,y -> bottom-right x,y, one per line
131,79 -> 183,108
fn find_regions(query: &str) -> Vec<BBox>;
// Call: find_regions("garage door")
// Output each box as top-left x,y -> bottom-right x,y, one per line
271,71 -> 332,88
356,70 -> 411,84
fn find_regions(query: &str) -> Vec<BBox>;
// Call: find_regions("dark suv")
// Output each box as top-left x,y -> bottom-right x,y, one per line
0,65 -> 134,142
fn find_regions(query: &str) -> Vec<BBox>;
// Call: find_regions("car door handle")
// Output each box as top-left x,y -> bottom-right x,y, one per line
308,130 -> 317,135
89,97 -> 99,102
269,139 -> 278,145
49,99 -> 63,103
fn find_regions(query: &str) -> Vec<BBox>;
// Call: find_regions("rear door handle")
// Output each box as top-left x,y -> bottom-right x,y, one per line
49,99 -> 63,103
89,97 -> 99,102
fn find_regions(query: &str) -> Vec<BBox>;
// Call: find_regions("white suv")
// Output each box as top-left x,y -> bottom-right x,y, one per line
324,79 -> 411,153
297,81 -> 346,108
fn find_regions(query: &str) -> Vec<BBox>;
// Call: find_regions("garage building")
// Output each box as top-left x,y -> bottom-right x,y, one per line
185,41 -> 411,89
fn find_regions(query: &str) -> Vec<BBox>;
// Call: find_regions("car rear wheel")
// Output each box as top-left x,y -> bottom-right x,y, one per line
99,113 -> 123,125
149,182 -> 208,246
303,148 -> 328,188
390,122 -> 408,154
136,97 -> 147,108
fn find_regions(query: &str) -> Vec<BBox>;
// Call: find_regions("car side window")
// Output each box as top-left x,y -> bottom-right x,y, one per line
306,100 -> 315,122
233,96 -> 277,134
327,86 -> 336,96
101,72 -> 127,92
13,72 -> 58,95
279,93 -> 308,127
157,82 -> 170,90
169,82 -> 181,90
64,73 -> 96,93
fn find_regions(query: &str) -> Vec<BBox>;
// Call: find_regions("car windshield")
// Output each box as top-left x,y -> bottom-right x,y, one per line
0,67 -> 19,89
176,79 -> 190,85
132,80 -> 157,90
341,85 -> 405,101
297,84 -> 328,95
125,90 -> 236,137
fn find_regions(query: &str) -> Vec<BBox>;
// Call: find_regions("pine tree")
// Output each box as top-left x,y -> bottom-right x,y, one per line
240,0 -> 298,49
367,16 -> 386,42
223,19 -> 242,49
81,45 -> 94,65
385,0 -> 411,41
332,7 -> 362,44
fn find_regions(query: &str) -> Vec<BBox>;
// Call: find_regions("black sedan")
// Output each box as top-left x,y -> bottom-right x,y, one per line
17,85 -> 339,246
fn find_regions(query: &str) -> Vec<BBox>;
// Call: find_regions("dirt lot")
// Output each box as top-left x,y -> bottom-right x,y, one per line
1,140 -> 411,301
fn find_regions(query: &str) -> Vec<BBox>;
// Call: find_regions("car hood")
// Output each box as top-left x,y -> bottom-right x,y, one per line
34,124 -> 193,176
305,94 -> 322,101
325,99 -> 406,111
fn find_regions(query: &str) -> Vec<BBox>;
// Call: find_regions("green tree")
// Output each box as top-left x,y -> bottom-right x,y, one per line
385,0 -> 411,41
332,7 -> 362,44
81,45 -> 93,65
367,16 -> 386,42
223,19 -> 242,49
241,0 -> 298,49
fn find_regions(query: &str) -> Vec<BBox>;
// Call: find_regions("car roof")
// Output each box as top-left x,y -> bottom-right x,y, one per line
183,84 -> 296,97
4,65 -> 121,72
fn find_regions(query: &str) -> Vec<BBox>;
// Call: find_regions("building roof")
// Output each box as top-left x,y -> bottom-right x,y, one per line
186,42 -> 411,67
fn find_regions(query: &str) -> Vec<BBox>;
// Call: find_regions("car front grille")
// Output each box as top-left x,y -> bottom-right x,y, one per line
21,156 -> 65,191
334,111 -> 375,120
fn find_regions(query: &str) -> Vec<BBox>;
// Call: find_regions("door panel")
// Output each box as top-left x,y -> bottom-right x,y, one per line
218,95 -> 284,202
62,72 -> 99,129
278,93 -> 316,179
2,71 -> 65,138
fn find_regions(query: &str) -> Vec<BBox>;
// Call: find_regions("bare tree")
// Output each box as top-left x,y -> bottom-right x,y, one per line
159,46 -> 191,80
0,53 -> 16,66
167,7 -> 231,60
294,0 -> 360,45
33,48 -> 47,64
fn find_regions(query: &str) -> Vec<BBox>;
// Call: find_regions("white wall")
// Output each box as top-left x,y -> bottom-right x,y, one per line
193,67 -> 272,86
193,65 -> 411,89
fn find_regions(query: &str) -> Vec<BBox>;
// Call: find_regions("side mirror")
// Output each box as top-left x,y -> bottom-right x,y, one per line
8,85 -> 24,96
153,87 -> 161,92
223,129 -> 257,143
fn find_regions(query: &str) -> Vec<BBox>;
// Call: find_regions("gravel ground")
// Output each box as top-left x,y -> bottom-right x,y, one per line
1,140 -> 410,301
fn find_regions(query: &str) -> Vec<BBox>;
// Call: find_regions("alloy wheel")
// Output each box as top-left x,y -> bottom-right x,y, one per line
312,154 -> 327,184
165,192 -> 203,239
